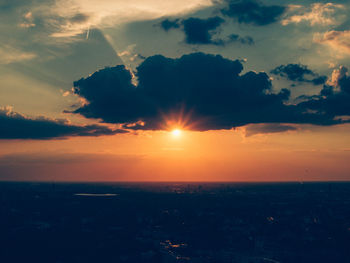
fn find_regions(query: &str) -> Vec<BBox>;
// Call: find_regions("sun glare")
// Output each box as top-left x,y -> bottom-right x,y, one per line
171,129 -> 181,137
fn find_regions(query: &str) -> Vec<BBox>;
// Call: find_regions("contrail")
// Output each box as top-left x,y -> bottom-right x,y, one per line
86,26 -> 90,40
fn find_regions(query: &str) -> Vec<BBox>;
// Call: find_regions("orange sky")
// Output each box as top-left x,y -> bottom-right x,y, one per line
1,124 -> 349,182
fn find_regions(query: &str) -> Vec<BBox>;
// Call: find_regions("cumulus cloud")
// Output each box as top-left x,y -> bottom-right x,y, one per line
71,52 -> 346,131
271,64 -> 327,85
299,66 -> 350,117
282,3 -> 344,26
328,65 -> 348,87
221,0 -> 286,26
0,106 -> 128,140
314,30 -> 350,55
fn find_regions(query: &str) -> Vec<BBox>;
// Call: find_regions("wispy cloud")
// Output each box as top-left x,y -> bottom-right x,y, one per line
244,123 -> 297,137
0,45 -> 36,64
314,30 -> 350,55
50,0 -> 214,38
282,3 -> 345,26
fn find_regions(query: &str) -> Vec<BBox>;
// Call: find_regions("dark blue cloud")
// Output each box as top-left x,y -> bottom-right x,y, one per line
182,16 -> 225,45
221,0 -> 286,26
159,17 -> 254,46
299,66 -> 350,117
71,52 -> 346,131
271,64 -> 327,85
159,19 -> 181,31
0,108 -> 127,140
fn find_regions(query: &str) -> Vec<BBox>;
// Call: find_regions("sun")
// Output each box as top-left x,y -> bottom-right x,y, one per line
171,129 -> 181,137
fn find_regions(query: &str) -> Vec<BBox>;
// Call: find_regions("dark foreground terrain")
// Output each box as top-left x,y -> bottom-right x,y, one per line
0,182 -> 350,263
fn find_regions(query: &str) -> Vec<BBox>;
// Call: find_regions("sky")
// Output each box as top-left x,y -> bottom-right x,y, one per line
0,0 -> 349,182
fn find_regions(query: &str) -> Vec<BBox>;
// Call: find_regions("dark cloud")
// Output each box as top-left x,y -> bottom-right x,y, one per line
271,64 -> 327,85
245,123 -> 297,137
311,76 -> 328,86
227,34 -> 254,45
71,52 -> 346,131
159,17 -> 254,46
159,19 -> 181,31
299,66 -> 350,117
0,107 -> 128,140
221,0 -> 286,26
182,16 -> 225,45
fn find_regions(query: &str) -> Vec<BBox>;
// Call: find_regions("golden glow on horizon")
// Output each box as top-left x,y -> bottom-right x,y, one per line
171,129 -> 181,138
1,125 -> 350,181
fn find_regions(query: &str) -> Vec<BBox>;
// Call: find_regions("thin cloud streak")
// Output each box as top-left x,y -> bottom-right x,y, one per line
51,0 -> 214,38
0,45 -> 36,64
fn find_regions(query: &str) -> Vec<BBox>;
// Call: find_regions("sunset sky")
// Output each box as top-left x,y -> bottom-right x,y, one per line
1,0 -> 349,181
